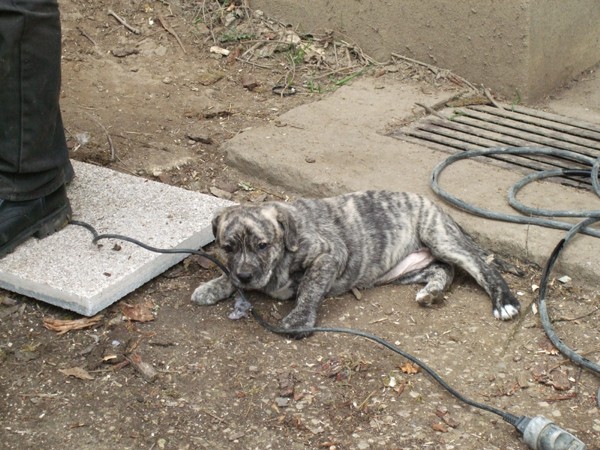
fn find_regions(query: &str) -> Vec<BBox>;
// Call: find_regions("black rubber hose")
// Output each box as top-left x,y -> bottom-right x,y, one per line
430,146 -> 600,376
538,217 -> 600,374
250,308 -> 522,425
430,146 -> 600,238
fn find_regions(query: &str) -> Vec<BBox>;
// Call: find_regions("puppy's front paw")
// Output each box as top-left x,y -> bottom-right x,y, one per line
191,284 -> 219,305
281,309 -> 316,339
191,275 -> 235,306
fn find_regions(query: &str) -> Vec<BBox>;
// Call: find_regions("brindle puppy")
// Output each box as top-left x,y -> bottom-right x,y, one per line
191,190 -> 520,332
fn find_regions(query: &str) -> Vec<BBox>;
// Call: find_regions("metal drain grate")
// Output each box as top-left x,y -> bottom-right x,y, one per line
391,104 -> 600,186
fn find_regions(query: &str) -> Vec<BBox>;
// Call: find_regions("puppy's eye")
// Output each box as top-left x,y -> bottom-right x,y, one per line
257,242 -> 269,251
222,244 -> 234,253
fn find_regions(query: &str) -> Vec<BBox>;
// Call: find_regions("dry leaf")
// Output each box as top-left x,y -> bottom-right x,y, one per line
43,315 -> 103,335
59,367 -> 94,380
399,361 -> 420,374
435,406 -> 448,417
538,337 -> 559,355
441,414 -> 460,428
120,301 -> 154,322
431,422 -> 449,433
393,382 -> 406,396
548,370 -> 572,391
128,353 -> 158,382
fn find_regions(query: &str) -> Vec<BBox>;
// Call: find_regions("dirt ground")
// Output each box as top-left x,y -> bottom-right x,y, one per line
1,1 -> 600,449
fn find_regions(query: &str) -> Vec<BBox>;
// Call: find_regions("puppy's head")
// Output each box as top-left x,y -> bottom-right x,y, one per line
212,203 -> 298,290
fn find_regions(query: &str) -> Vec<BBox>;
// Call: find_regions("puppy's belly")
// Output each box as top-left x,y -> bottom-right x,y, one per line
376,248 -> 435,284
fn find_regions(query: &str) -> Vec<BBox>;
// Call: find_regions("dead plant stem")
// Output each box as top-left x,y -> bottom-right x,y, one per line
107,9 -> 141,35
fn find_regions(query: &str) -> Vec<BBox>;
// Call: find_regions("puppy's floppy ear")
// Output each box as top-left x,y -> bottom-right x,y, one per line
275,205 -> 299,252
211,208 -> 228,244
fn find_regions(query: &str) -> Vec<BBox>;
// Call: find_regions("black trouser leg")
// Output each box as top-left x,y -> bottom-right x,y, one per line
0,0 -> 73,201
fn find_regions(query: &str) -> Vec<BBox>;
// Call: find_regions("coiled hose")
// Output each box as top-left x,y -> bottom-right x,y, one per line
430,146 -> 600,376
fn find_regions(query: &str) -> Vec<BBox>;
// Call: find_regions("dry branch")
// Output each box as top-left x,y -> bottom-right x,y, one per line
108,9 -> 141,35
158,14 -> 186,54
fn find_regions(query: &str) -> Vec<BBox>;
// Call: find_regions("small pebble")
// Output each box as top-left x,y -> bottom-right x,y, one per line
557,275 -> 572,284
275,397 -> 290,407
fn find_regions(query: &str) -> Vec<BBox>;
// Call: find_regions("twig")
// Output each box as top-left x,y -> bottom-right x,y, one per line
547,347 -> 600,371
240,41 -> 264,59
312,65 -> 360,80
157,14 -> 186,54
107,9 -> 141,35
484,87 -> 505,110
199,409 -> 228,424
18,393 -> 60,398
391,52 -> 439,74
77,27 -> 97,47
200,0 -> 217,45
235,57 -> 273,70
391,52 -> 478,91
156,0 -> 173,15
83,111 -> 116,161
333,41 -> 340,68
339,39 -> 379,65
554,306 -> 600,322
356,389 -> 378,411
447,72 -> 477,91
415,102 -> 447,120
545,392 -> 577,403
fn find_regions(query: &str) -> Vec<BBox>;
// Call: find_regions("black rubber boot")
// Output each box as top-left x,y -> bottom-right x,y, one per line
0,185 -> 72,258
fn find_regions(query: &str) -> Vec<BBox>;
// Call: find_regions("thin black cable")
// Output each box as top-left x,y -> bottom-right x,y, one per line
69,219 -> 229,273
69,218 -> 522,425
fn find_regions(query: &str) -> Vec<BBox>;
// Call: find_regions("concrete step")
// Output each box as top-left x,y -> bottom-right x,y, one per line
221,77 -> 600,286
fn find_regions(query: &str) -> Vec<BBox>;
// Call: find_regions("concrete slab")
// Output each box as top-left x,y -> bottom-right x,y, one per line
0,161 -> 231,316
222,77 -> 600,285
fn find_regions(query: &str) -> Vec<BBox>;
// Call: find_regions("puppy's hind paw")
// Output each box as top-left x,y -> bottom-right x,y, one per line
493,304 -> 520,320
415,289 -> 444,307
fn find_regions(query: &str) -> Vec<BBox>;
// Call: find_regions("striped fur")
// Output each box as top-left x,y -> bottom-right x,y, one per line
191,191 -> 520,333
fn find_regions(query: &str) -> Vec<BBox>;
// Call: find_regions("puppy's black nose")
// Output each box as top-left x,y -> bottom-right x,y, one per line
236,271 -> 253,284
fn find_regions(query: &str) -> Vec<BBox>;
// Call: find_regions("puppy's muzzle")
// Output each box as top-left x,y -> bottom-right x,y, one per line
235,271 -> 253,284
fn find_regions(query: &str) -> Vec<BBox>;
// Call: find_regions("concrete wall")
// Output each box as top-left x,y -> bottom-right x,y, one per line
528,1 -> 600,100
250,0 -> 600,102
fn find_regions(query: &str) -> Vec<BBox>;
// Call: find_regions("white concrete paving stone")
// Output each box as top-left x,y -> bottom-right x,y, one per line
0,160 -> 231,316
